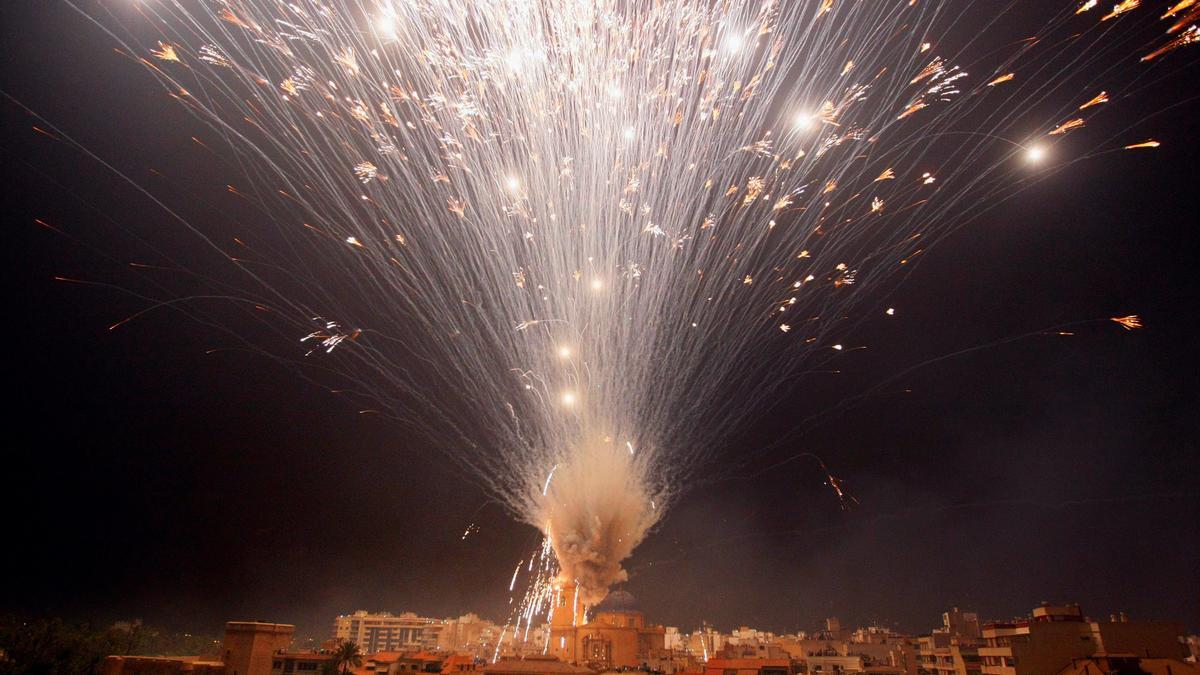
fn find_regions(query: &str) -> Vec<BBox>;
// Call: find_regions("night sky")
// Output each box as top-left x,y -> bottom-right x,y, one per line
2,1 -> 1197,640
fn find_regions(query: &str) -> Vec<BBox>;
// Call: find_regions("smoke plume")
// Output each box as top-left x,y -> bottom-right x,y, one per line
528,440 -> 663,604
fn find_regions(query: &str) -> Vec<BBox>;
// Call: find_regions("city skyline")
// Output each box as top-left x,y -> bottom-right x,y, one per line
89,602 -> 1200,675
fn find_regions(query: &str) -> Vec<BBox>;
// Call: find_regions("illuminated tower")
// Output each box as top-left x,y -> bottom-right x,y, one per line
548,579 -> 585,663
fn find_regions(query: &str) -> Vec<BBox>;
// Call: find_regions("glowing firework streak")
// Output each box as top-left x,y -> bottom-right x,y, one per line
1111,315 -> 1144,330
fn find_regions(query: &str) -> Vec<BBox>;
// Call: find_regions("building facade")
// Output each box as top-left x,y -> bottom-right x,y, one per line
979,604 -> 1188,675
224,622 -> 296,675
333,611 -> 445,654
918,608 -> 982,675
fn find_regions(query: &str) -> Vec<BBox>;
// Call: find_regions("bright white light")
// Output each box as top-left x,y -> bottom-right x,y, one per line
506,50 -> 523,72
623,126 -> 635,140
375,15 -> 396,38
726,33 -> 744,53
590,278 -> 604,291
506,175 -> 521,192
794,112 -> 817,131
557,345 -> 572,359
1026,145 -> 1046,163
561,391 -> 577,406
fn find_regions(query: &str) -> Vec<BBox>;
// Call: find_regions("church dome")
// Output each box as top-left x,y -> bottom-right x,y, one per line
593,590 -> 639,613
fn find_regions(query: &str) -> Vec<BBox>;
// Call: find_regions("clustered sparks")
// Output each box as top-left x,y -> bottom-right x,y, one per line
1111,314 -> 1144,330
1075,0 -> 1200,60
301,318 -> 361,355
85,0 -> 1189,639
824,471 -> 860,512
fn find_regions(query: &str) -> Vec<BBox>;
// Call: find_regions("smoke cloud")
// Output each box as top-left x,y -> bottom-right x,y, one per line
528,440 -> 663,604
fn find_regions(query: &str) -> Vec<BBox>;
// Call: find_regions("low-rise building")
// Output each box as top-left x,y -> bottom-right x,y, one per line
439,615 -> 511,660
704,657 -> 792,675
441,653 -> 482,675
1056,655 -> 1198,675
269,651 -> 332,674
918,609 -> 982,675
102,620 -> 301,675
979,604 -> 1188,675
99,655 -> 226,675
483,656 -> 594,675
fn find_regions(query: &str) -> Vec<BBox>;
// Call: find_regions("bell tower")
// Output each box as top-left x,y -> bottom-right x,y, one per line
548,579 -> 584,662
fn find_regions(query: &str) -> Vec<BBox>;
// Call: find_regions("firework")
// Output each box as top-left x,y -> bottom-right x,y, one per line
54,0 -> 1195,631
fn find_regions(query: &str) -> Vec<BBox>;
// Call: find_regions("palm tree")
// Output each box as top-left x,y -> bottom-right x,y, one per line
324,640 -> 363,675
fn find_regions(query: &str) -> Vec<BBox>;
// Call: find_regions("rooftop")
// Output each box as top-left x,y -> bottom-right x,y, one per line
484,656 -> 594,675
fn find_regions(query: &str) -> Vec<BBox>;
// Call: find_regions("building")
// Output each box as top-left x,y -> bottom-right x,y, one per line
854,628 -> 912,646
102,621 -> 303,675
807,652 -> 873,674
979,604 -> 1188,675
223,622 -> 297,675
483,656 -> 593,675
666,628 -> 686,651
943,611 -> 981,641
357,651 -> 438,675
547,584 -> 666,669
100,656 -> 226,674
918,609 -> 983,675
800,648 -> 906,675
822,620 -> 850,643
441,653 -> 482,675
730,628 -> 780,647
439,614 -> 509,659
717,644 -> 793,661
685,626 -> 729,662
704,657 -> 792,675
334,612 -> 446,654
269,651 -> 332,674
1056,655 -> 1198,675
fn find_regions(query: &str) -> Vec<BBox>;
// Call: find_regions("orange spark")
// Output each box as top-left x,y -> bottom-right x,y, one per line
151,42 -> 180,62
1111,315 -> 1143,330
1080,91 -> 1109,109
1101,0 -> 1140,21
1049,118 -> 1085,135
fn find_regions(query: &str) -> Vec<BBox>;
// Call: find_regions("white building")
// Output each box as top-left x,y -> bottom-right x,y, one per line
332,611 -> 444,654
665,627 -> 684,651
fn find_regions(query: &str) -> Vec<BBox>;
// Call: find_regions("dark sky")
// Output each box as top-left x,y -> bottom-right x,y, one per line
2,1 -> 1197,640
